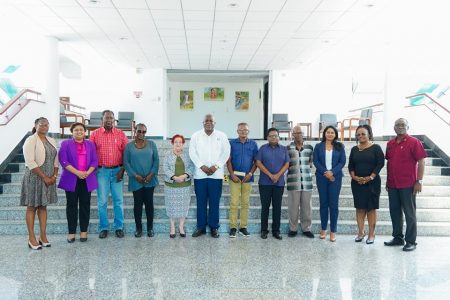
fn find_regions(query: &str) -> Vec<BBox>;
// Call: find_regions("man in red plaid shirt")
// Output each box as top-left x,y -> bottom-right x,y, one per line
90,110 -> 129,239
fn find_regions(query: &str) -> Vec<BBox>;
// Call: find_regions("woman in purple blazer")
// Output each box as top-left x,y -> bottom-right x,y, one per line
58,122 -> 98,243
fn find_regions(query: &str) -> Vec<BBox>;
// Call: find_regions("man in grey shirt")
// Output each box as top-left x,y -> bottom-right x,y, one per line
287,126 -> 314,238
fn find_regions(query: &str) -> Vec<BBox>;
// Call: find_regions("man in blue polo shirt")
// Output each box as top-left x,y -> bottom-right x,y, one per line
227,122 -> 258,238
255,128 -> 290,240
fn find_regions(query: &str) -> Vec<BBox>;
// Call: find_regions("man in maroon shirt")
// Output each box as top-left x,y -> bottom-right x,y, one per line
384,118 -> 426,252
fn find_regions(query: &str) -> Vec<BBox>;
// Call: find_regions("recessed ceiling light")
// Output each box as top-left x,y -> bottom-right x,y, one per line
119,37 -> 128,40
89,0 -> 100,3
220,39 -> 227,43
366,4 -> 375,8
322,40 -> 329,43
228,3 -> 238,8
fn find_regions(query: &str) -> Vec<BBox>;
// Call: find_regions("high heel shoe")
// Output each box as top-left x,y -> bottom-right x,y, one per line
319,230 -> 326,239
28,240 -> 42,250
169,233 -> 176,238
355,233 -> 365,242
366,236 -> 375,244
38,238 -> 51,247
179,227 -> 186,238
80,232 -> 88,242
330,232 -> 337,242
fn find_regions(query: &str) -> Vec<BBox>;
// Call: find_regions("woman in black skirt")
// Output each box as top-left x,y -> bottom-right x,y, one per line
348,125 -> 385,244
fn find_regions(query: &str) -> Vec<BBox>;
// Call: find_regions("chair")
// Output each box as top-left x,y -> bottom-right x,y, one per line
116,111 -> 135,137
60,105 -> 84,138
85,111 -> 103,136
318,113 -> 341,138
272,113 -> 293,139
340,108 -> 373,141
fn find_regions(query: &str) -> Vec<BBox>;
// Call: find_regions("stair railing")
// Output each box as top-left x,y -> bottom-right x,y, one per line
405,93 -> 450,126
0,89 -> 43,126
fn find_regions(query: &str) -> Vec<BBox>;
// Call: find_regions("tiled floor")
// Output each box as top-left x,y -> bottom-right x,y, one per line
1,234 -> 449,300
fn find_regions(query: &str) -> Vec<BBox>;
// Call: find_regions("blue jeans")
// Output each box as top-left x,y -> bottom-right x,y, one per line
96,167 -> 124,231
316,175 -> 342,232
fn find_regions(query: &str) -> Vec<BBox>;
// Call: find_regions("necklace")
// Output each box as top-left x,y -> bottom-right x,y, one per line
134,140 -> 146,149
358,142 -> 372,151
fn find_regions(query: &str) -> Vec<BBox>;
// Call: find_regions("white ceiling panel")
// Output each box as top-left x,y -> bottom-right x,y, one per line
51,6 -> 89,18
215,0 -> 251,11
249,0 -> 286,12
185,21 -> 213,30
2,0 -> 383,70
315,0 -> 356,12
85,7 -> 122,19
245,11 -> 278,22
146,0 -> 181,10
283,0 -> 321,12
151,9 -> 183,21
300,12 -> 342,31
183,10 -> 214,21
112,0 -> 148,9
181,0 -> 214,11
214,11 -> 246,23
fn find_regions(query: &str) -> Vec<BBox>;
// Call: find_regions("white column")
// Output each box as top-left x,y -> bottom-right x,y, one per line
41,36 -> 60,134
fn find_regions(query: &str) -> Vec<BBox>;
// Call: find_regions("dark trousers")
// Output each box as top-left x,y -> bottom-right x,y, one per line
259,185 -> 284,234
66,179 -> 91,234
132,187 -> 155,231
316,176 -> 342,232
388,187 -> 417,243
194,178 -> 223,230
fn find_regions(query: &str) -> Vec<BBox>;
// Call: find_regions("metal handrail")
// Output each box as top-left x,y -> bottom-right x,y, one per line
348,102 -> 383,113
405,93 -> 450,114
0,89 -> 43,126
405,93 -> 450,126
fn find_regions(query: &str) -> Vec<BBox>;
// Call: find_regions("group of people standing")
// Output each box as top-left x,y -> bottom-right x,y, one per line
20,112 -> 425,253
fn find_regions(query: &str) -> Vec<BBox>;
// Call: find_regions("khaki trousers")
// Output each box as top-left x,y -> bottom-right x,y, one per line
287,190 -> 312,232
229,181 -> 252,229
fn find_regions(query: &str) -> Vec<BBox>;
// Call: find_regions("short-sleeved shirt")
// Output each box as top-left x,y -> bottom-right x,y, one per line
385,135 -> 426,189
255,143 -> 290,187
90,127 -> 128,167
229,138 -> 258,182
287,143 -> 313,191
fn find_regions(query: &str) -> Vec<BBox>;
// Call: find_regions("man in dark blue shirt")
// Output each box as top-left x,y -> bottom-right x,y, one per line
226,123 -> 258,238
255,128 -> 290,240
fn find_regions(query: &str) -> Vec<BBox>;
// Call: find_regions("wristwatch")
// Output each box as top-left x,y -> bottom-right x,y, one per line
369,175 -> 374,181
248,172 -> 253,176
416,179 -> 423,184
214,164 -> 220,169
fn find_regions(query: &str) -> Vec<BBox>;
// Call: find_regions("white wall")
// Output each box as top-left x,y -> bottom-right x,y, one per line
60,61 -> 165,137
167,78 -> 264,139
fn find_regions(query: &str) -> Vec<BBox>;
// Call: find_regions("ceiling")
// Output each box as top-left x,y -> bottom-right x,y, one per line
1,0 -> 388,70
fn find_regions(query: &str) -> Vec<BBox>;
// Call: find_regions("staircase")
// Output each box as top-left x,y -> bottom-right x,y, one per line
1,138 -> 449,236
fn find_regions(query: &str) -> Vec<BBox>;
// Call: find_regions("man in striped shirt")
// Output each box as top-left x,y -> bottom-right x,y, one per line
287,126 -> 314,238
90,110 -> 129,239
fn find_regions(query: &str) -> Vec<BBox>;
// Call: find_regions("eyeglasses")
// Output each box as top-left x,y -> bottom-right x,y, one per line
268,134 -> 279,138
356,133 -> 367,137
238,129 -> 249,132
137,130 -> 147,134
292,132 -> 303,135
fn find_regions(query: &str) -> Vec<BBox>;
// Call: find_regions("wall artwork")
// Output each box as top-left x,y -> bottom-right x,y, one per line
204,87 -> 224,101
235,91 -> 249,111
180,90 -> 194,110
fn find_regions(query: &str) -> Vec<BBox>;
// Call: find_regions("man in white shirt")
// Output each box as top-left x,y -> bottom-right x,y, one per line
189,114 -> 230,238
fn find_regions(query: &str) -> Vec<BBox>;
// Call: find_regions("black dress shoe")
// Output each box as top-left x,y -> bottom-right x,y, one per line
403,242 -> 417,252
302,231 -> 315,238
273,232 -> 283,240
260,231 -> 268,239
115,229 -> 124,238
170,233 -> 176,238
192,229 -> 206,237
211,229 -> 220,238
147,230 -> 154,237
80,237 -> 88,242
99,230 -> 108,239
134,230 -> 142,238
67,238 -> 75,243
288,230 -> 297,237
384,238 -> 405,246
179,232 -> 186,238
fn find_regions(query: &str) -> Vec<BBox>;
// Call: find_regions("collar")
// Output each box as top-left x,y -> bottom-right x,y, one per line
233,137 -> 249,144
201,129 -> 215,136
394,134 -> 410,144
99,127 -> 118,134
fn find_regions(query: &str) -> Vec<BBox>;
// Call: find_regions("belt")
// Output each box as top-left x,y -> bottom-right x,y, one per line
98,165 -> 122,169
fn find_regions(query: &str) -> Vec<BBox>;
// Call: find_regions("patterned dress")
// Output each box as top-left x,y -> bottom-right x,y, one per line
20,141 -> 58,207
163,150 -> 194,218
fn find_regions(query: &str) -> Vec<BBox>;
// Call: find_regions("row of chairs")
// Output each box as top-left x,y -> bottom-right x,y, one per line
60,107 -> 135,138
272,109 -> 372,141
